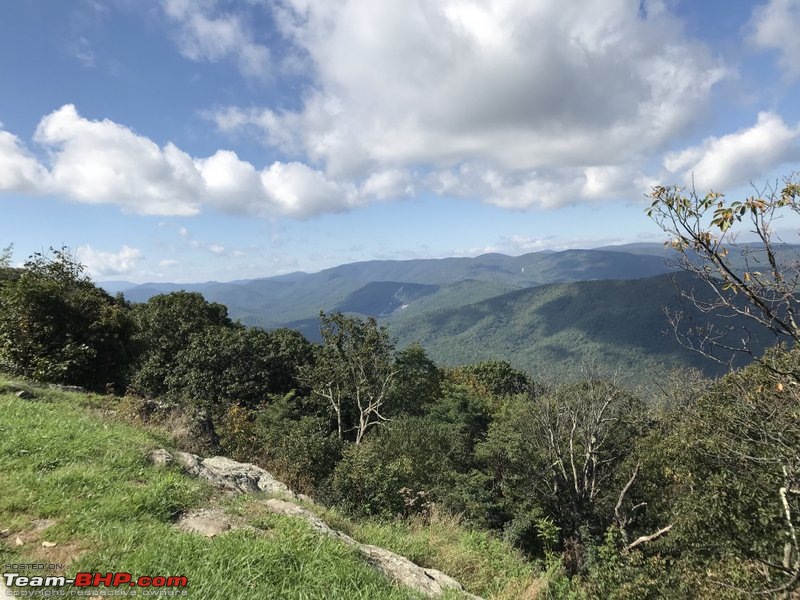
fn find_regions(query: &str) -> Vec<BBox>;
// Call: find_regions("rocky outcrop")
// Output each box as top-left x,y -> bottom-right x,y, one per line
150,449 -> 482,599
264,499 -> 481,599
150,449 -> 296,498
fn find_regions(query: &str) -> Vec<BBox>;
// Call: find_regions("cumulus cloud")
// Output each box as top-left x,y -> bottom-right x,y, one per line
749,0 -> 800,79
34,104 -> 203,216
162,0 -> 270,78
663,112 -> 800,189
430,163 -> 655,210
0,130 -> 49,193
0,104 -> 400,218
212,0 -> 726,208
76,245 -> 142,278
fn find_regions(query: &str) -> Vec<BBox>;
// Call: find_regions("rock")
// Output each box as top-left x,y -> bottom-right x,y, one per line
263,499 -> 481,599
358,544 -> 479,599
47,384 -> 85,394
15,390 -> 34,400
158,449 -> 479,598
176,508 -> 236,537
264,499 -> 354,542
30,519 -> 56,531
41,541 -> 57,548
152,450 -> 296,498
148,449 -> 174,466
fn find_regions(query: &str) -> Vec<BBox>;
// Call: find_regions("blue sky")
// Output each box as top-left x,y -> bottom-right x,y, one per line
1,0 -> 800,282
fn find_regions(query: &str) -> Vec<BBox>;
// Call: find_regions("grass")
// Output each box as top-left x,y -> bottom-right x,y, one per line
0,377 -> 422,599
0,375 -> 548,598
307,505 -> 543,599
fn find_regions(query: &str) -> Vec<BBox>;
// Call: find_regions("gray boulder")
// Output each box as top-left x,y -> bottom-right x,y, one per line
150,449 -> 295,498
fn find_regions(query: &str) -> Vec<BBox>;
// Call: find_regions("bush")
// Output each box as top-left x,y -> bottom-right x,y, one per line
324,417 -> 463,518
0,248 -> 134,391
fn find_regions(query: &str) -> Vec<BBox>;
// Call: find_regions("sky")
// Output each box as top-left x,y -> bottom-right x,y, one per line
1,0 -> 800,282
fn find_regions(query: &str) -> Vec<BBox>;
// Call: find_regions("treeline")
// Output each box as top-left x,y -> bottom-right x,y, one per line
1,247 -> 798,598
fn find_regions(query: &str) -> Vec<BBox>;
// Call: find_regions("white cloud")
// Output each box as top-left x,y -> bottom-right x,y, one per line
663,112 -> 800,189
430,163 -> 655,210
212,0 -> 726,208
76,245 -> 142,278
162,0 -> 270,78
0,130 -> 49,193
178,226 -> 190,237
0,104 -> 398,218
208,243 -> 225,254
34,104 -> 203,215
749,0 -> 800,79
158,258 -> 179,267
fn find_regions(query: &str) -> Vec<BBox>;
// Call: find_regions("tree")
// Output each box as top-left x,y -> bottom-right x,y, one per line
388,343 -> 442,416
0,247 -> 134,391
166,325 -> 313,409
477,373 -> 656,570
303,311 -> 398,444
460,360 -> 534,397
0,244 -> 12,268
647,175 -> 800,365
648,175 -> 800,594
325,416 -> 461,517
129,291 -> 233,397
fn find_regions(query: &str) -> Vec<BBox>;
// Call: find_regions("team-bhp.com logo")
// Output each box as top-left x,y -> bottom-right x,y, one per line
4,572 -> 188,593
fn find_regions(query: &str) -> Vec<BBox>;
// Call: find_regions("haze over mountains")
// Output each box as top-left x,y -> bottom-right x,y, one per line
101,243 -> 777,382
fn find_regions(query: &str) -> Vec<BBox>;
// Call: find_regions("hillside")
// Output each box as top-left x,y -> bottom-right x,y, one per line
389,272 -> 777,381
0,378 -> 541,599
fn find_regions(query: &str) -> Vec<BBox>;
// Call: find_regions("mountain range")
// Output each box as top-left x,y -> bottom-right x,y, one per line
101,244 -> 779,383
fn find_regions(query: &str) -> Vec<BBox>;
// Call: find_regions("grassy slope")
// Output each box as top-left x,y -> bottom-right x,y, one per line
0,378 -> 539,599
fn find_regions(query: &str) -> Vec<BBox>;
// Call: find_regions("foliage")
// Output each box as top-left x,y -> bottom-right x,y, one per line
458,360 -> 533,397
254,396 -> 343,494
303,311 -> 397,443
129,291 -> 233,398
324,417 -> 462,518
389,342 -> 442,416
647,176 -> 800,362
0,247 -> 134,391
166,325 -> 312,410
475,380 -> 649,568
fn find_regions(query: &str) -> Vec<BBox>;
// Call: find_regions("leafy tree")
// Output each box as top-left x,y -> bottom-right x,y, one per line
647,176 -> 800,363
388,342 -> 442,416
166,325 -> 313,410
129,291 -> 232,397
0,244 -> 19,287
0,247 -> 133,391
460,360 -> 534,397
264,327 -> 315,395
303,311 -> 397,443
645,345 -> 800,595
0,244 -> 12,269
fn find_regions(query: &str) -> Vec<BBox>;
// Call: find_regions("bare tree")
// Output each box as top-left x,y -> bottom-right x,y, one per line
527,368 -> 669,543
304,312 -> 398,444
647,175 -> 800,368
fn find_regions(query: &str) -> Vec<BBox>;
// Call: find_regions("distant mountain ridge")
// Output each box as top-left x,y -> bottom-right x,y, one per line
103,245 -> 675,327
